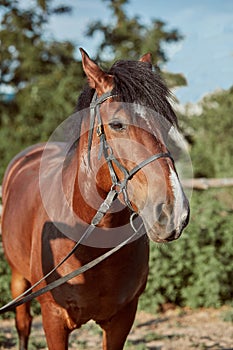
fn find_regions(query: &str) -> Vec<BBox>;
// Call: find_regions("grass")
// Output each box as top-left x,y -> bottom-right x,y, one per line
220,307 -> 233,323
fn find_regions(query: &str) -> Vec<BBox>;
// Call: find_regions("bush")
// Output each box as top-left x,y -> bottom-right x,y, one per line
139,188 -> 233,311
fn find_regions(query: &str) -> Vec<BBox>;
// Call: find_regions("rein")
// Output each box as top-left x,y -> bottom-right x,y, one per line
0,91 -> 173,315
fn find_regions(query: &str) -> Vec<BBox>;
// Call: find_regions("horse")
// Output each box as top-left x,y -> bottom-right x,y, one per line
1,49 -> 189,350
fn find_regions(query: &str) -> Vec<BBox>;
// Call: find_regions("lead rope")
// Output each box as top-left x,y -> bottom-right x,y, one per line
0,188 -> 124,314
0,220 -> 140,314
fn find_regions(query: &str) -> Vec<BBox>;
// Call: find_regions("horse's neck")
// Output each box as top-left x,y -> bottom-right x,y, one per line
63,140 -> 130,228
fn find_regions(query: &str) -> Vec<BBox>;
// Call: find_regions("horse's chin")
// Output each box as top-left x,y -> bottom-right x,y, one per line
147,229 -> 179,243
142,220 -> 182,243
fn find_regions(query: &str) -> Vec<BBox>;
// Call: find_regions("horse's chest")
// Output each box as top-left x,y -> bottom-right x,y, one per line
47,238 -> 149,323
36,234 -> 149,326
64,260 -> 148,323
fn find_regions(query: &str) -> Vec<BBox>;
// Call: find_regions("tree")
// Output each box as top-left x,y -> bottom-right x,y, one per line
0,0 -> 187,181
0,0 -> 73,92
0,0 -> 83,180
178,87 -> 233,178
86,0 -> 186,88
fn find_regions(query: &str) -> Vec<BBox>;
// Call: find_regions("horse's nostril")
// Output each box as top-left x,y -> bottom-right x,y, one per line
156,203 -> 164,216
156,203 -> 169,226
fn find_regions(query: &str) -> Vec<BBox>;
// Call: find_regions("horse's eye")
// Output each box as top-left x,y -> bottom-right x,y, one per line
109,120 -> 125,131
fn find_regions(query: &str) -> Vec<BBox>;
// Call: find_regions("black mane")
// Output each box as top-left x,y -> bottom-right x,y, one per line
76,59 -> 177,127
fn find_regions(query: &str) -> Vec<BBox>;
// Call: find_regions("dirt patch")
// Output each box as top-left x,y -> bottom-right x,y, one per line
0,307 -> 232,349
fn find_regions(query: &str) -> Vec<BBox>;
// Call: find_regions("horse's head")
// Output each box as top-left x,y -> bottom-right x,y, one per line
79,49 -> 189,243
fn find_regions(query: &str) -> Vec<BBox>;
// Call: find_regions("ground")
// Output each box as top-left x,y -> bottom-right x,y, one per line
0,307 -> 232,349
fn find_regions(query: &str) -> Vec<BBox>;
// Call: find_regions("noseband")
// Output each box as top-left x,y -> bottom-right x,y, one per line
89,91 -> 174,211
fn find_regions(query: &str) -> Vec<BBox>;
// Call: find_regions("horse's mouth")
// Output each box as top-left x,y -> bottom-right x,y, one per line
147,229 -> 181,243
143,220 -> 187,243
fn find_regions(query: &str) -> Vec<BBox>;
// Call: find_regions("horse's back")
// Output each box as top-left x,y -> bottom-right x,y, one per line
2,144 -> 45,202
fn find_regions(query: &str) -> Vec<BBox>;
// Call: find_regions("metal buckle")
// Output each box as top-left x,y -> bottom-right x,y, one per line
97,124 -> 104,137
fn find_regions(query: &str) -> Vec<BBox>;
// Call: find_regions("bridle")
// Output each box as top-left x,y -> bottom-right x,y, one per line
89,91 -> 174,211
0,90 -> 174,314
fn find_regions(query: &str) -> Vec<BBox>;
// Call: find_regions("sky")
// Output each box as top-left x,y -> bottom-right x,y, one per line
13,0 -> 233,104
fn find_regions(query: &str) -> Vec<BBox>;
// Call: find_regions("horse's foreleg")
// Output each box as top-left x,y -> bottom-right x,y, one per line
100,297 -> 138,350
11,269 -> 32,350
40,302 -> 70,350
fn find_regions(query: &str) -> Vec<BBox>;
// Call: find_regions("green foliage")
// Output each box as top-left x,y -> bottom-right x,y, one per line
0,0 -> 83,180
0,0 -> 188,180
178,87 -> 233,178
221,308 -> 233,323
139,188 -> 233,311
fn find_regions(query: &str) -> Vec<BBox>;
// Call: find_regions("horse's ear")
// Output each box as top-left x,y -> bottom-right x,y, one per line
80,48 -> 114,95
139,53 -> 152,64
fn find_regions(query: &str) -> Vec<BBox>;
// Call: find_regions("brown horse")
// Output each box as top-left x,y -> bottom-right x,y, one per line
2,49 -> 189,350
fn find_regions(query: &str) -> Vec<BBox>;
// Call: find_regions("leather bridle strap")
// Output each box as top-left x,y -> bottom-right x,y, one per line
105,151 -> 173,211
128,152 -> 173,179
88,91 -> 114,166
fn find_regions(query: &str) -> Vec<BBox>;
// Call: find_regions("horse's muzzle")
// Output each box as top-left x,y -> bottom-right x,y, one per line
143,200 -> 190,243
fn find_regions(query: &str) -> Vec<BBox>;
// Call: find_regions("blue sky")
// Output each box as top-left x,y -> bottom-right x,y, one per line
22,1 -> 233,103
